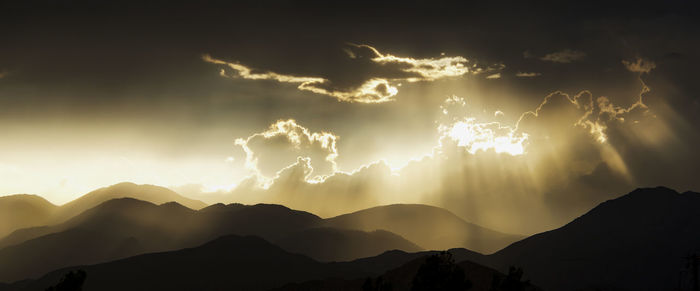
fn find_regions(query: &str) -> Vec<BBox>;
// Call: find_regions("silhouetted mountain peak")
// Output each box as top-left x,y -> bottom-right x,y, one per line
624,186 -> 679,199
53,182 -> 206,222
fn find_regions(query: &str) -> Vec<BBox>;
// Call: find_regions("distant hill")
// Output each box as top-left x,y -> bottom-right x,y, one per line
0,235 -> 501,291
0,199 -> 197,282
0,183 -> 207,241
275,227 -> 422,261
468,187 -> 700,291
55,182 -> 207,219
0,195 -> 57,238
0,199 -> 423,283
323,204 -> 523,254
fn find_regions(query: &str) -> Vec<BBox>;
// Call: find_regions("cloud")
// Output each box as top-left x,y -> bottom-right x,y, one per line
515,72 -> 541,78
437,96 -> 528,156
540,49 -> 586,63
622,58 -> 656,74
203,54 -> 397,103
348,44 -> 476,81
205,44 -> 500,103
234,119 -> 339,185
206,55 -> 661,234
486,73 -> 501,79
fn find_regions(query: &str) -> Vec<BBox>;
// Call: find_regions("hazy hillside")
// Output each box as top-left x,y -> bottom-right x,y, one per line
55,182 -> 207,219
471,187 -> 700,290
323,204 -> 523,254
0,199 -> 197,282
275,227 -> 422,261
0,195 -> 57,238
0,183 -> 207,241
0,199 -> 424,283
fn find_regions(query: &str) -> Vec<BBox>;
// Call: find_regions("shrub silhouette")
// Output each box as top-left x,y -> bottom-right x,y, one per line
45,270 -> 86,291
411,251 -> 471,291
490,266 -> 533,291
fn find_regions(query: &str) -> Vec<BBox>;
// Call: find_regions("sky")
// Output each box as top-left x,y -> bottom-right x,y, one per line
1,1 -> 699,234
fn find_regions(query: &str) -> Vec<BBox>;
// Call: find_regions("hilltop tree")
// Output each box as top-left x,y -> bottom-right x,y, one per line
490,266 -> 534,291
363,276 -> 393,291
45,270 -> 86,291
411,251 -> 472,291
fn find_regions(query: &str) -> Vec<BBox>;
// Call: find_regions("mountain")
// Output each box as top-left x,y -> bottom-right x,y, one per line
0,198 -> 197,282
54,182 -> 207,220
0,195 -> 57,238
273,250 -> 536,291
0,235 -> 497,291
1,235 -> 346,291
275,227 -> 422,261
322,204 -> 523,254
0,198 -> 424,283
0,183 -> 206,241
469,187 -> 700,291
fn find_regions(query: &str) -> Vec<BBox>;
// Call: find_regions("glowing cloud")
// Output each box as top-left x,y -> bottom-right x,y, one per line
540,49 -> 586,63
438,96 -> 528,156
349,44 -> 474,81
205,44 -> 498,103
203,54 -> 396,103
235,119 -> 339,186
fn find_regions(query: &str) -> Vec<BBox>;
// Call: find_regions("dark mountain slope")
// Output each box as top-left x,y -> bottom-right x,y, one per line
0,236 -> 497,291
475,187 -> 700,291
274,251 -> 537,291
323,204 -> 523,254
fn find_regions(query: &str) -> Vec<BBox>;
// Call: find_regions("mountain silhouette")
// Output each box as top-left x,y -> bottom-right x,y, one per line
0,195 -> 57,238
322,204 -> 523,254
54,182 -> 207,220
272,250 -> 538,291
466,187 -> 700,290
276,227 -> 422,261
0,183 -> 206,241
0,235 -> 437,291
0,198 -> 424,283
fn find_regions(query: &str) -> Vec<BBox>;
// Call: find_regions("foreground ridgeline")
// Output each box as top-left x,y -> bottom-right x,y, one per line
0,185 -> 698,290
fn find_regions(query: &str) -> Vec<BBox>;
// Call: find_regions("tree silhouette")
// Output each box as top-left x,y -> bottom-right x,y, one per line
411,251 -> 471,291
363,276 -> 393,291
490,266 -> 533,291
45,270 -> 86,291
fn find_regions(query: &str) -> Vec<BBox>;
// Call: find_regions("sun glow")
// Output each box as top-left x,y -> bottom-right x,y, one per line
440,119 -> 528,155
